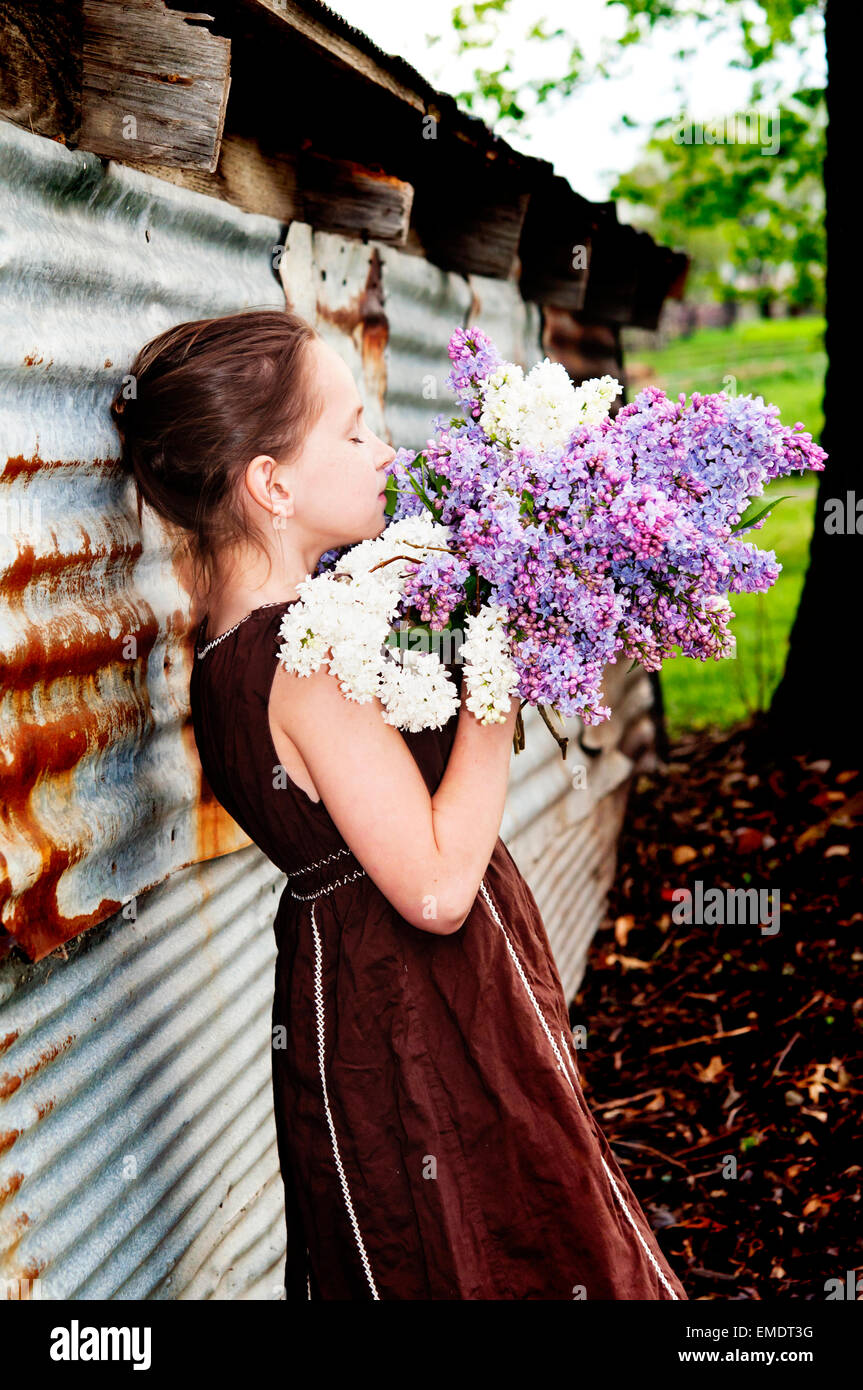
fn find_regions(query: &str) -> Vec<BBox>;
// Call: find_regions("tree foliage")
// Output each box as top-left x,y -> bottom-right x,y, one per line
443,0 -> 825,309
612,94 -> 825,311
446,0 -> 824,125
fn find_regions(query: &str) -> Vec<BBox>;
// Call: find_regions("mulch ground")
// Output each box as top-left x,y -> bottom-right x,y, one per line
571,712 -> 861,1301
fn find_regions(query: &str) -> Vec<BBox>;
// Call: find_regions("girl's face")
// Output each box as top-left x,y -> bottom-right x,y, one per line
270,335 -> 395,553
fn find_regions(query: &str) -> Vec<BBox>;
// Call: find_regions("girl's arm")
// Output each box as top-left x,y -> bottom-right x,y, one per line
270,660 -> 520,935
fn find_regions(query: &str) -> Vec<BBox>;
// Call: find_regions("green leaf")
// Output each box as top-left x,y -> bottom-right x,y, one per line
518,488 -> 536,519
731,495 -> 792,534
407,472 -> 438,517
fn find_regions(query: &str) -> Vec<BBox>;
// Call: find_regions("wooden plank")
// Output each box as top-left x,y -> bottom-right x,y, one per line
122,133 -> 414,244
233,0 -> 426,112
541,307 -> 624,388
0,1 -> 83,142
414,184 -> 531,280
580,216 -> 644,325
121,132 -> 297,214
81,0 -> 231,172
519,176 -> 597,310
296,147 -> 413,244
629,246 -> 691,331
410,133 -> 541,280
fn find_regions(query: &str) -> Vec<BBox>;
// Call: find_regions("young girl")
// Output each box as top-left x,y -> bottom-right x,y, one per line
112,308 -> 687,1302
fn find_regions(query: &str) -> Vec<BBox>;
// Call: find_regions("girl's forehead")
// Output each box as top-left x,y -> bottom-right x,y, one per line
318,344 -> 353,394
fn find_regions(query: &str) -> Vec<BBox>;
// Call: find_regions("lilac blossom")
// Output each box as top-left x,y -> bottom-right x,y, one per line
377,326 -> 827,727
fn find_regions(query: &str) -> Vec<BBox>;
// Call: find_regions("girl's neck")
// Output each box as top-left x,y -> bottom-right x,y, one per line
201,539 -> 327,629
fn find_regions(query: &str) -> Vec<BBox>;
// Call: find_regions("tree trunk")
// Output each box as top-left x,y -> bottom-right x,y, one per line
767,0 -> 859,761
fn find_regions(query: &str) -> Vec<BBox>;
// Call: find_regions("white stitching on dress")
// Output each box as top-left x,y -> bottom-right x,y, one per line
310,898 -> 380,1299
560,1030 -> 579,1080
288,866 -> 366,901
477,877 -> 680,1300
285,846 -> 352,880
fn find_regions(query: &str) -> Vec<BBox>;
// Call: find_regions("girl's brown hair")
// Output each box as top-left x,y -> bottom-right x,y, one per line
110,307 -> 322,601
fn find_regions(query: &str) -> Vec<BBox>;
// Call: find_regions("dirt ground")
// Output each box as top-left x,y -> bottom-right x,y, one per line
572,714 -> 861,1301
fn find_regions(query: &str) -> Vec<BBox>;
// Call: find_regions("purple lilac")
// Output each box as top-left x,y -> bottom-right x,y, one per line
378,327 -> 827,724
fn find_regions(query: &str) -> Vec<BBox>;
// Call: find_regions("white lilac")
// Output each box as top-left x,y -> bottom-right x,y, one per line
459,603 -> 521,723
276,516 -> 462,731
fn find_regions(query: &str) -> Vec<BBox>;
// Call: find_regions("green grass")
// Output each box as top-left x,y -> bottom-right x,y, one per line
624,316 -> 826,737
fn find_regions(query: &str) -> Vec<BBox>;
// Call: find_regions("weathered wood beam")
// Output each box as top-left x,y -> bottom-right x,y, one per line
296,146 -> 413,244
408,127 -> 545,280
0,1 -> 83,142
629,245 -> 691,330
579,211 -> 644,325
166,0 -> 552,279
122,133 -> 414,244
519,176 -> 597,310
231,0 -> 426,113
81,0 -> 231,172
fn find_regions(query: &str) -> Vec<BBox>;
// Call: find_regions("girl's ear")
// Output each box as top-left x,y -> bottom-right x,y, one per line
244,452 -> 280,510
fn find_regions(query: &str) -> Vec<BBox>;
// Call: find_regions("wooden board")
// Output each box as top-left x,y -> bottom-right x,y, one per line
81,0 -> 231,172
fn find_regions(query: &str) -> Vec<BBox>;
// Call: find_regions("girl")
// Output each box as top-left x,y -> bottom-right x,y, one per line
112,307 -> 687,1302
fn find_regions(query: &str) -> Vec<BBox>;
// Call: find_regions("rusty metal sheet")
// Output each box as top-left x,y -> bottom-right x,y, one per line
0,118 -> 286,961
0,845 -> 288,1299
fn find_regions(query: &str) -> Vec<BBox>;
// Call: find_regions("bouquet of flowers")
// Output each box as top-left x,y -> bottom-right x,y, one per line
277,325 -> 826,751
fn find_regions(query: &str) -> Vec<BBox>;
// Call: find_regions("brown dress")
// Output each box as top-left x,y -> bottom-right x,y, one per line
189,597 -> 688,1301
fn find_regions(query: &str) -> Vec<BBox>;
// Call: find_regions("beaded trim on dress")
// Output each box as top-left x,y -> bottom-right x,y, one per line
195,599 -> 288,658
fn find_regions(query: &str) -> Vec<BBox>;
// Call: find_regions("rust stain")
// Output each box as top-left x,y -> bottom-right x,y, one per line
0,1035 -> 76,1101
3,452 -> 119,481
1,1260 -> 46,1296
0,1032 -> 19,1059
0,448 -> 274,960
316,292 -> 363,336
0,1075 -> 21,1102
0,1173 -> 23,1209
0,451 -> 161,958
2,1263 -> 46,1297
0,1217 -> 35,1280
0,1131 -> 21,1158
316,248 -> 389,424
359,247 -> 388,423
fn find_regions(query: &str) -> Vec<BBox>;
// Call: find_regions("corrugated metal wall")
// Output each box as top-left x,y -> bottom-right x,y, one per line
0,846 -> 287,1299
0,117 -> 288,960
1,119 -> 654,1300
0,119 -> 291,1299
